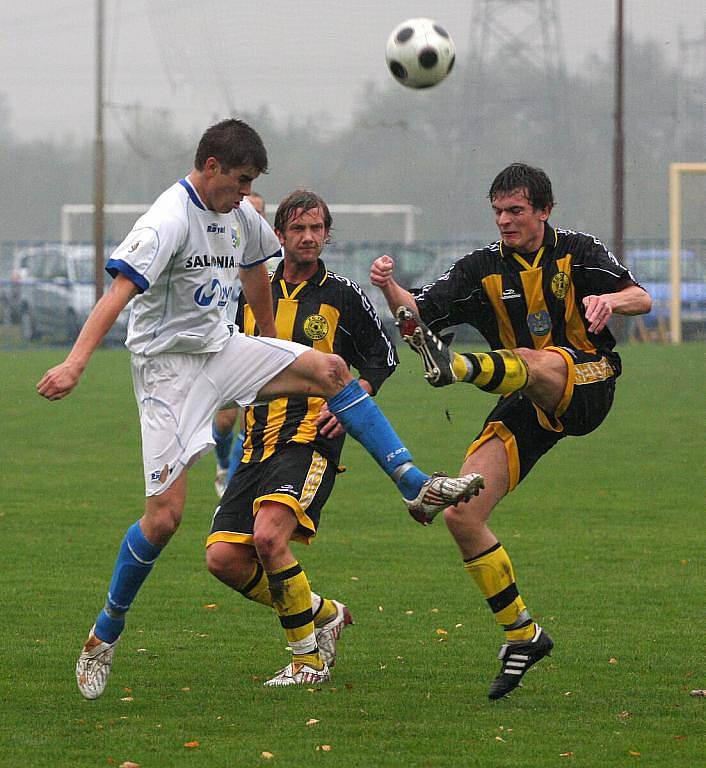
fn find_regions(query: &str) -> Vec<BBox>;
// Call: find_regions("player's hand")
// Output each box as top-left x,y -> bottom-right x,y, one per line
316,403 -> 345,439
36,360 -> 83,401
583,294 -> 613,333
370,254 -> 395,289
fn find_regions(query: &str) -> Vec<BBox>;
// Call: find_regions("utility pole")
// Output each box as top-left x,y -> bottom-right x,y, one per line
612,0 -> 625,266
94,0 -> 105,305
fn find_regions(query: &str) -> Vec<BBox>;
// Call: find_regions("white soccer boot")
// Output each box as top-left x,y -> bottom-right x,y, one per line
215,466 -> 228,498
263,660 -> 331,687
75,625 -> 119,700
315,600 -> 354,668
405,472 -> 485,524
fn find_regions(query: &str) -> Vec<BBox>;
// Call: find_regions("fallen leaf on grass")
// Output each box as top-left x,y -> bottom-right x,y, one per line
119,762 -> 140,768
261,752 -> 274,759
608,658 -> 618,665
181,687 -> 191,692
183,741 -> 200,748
560,752 -> 574,758
689,689 -> 706,697
306,718 -> 320,726
120,697 -> 134,702
316,745 -> 332,752
435,628 -> 448,635
628,750 -> 641,757
203,603 -> 218,609
350,576 -> 359,581
405,610 -> 414,615
673,735 -> 687,741
617,711 -> 632,719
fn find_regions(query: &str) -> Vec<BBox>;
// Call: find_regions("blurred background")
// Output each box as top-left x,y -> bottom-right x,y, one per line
0,0 -> 704,346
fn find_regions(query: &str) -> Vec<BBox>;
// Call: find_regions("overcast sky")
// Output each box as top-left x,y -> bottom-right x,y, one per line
1,0 -> 703,143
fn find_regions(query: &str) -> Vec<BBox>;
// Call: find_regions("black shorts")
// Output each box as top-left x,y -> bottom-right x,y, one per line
466,347 -> 617,491
207,443 -> 338,548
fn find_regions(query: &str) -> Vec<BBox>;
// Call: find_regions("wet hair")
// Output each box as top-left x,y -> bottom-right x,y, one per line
488,163 -> 555,211
274,189 -> 333,234
194,118 -> 268,173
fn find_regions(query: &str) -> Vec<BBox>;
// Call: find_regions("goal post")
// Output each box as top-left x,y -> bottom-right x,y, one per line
669,162 -> 706,344
61,203 -> 423,245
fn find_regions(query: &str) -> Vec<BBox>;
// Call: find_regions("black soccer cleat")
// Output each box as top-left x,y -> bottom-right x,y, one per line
395,306 -> 456,387
488,626 -> 554,701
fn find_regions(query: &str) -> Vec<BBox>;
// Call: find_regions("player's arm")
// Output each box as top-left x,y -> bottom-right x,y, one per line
36,274 -> 138,401
583,279 -> 652,333
370,254 -> 419,315
238,262 -> 276,337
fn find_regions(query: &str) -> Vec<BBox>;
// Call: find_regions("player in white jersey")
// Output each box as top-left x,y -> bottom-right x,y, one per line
212,192 -> 267,497
36,118 -> 483,700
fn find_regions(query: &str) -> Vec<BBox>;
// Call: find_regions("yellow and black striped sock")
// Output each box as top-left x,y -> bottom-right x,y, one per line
312,595 -> 338,628
453,350 -> 529,394
238,562 -> 273,607
464,543 -> 536,642
267,561 -> 324,669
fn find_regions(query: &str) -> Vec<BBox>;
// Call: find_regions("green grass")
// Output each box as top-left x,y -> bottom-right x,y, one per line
0,343 -> 703,767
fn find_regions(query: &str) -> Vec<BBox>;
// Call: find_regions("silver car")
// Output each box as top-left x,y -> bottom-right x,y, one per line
17,244 -> 130,344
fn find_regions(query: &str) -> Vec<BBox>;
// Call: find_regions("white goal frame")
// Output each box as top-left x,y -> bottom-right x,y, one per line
61,203 -> 423,245
669,162 -> 706,344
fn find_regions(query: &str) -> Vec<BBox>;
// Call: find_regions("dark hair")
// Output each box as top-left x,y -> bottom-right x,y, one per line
274,189 -> 333,234
488,163 -> 555,211
194,118 -> 268,173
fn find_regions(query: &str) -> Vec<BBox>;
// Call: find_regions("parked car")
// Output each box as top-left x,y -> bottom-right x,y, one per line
628,248 -> 706,337
16,244 -> 130,344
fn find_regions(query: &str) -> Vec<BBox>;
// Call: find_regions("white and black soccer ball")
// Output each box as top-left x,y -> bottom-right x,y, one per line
385,17 -> 456,89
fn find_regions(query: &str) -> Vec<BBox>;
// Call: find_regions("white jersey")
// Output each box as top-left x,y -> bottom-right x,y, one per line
106,177 -> 281,356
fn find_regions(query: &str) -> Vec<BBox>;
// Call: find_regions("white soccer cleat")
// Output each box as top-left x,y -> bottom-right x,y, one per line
75,625 -> 119,700
215,466 -> 228,498
263,660 -> 331,687
405,472 -> 484,525
315,600 -> 354,668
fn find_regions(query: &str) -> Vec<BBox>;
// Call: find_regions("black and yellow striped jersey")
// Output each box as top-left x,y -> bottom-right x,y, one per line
414,224 -> 641,376
236,258 -> 397,465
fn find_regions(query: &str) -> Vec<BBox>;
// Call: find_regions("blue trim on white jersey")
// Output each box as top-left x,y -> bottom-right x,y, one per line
106,258 -> 149,293
239,246 -> 283,269
178,178 -> 206,210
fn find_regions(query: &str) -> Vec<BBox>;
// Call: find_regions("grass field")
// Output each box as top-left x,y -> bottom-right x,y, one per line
0,343 -> 703,768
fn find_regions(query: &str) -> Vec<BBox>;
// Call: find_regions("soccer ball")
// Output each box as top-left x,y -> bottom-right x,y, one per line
385,17 -> 456,89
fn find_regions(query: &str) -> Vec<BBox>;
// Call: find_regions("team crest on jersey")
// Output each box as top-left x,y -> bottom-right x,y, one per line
128,240 -> 140,253
304,314 -> 329,340
527,310 -> 552,336
551,271 -> 570,299
231,226 -> 241,249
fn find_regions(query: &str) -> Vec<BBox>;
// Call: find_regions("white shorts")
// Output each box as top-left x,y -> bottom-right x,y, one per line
132,333 -> 307,496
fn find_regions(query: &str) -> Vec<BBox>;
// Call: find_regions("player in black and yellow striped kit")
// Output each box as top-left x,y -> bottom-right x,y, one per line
207,190 -> 397,686
371,164 -> 652,700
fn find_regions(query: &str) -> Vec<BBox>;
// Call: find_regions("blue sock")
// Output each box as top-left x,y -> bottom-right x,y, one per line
212,422 -> 234,469
327,380 -> 429,500
226,430 -> 245,486
94,521 -> 162,643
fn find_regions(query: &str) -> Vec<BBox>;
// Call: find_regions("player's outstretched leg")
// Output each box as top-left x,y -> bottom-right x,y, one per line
396,306 -> 529,394
488,626 -> 554,700
326,380 -> 484,524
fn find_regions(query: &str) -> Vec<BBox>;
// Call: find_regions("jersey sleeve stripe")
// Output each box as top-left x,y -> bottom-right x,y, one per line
106,258 -> 149,293
238,247 -> 282,268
